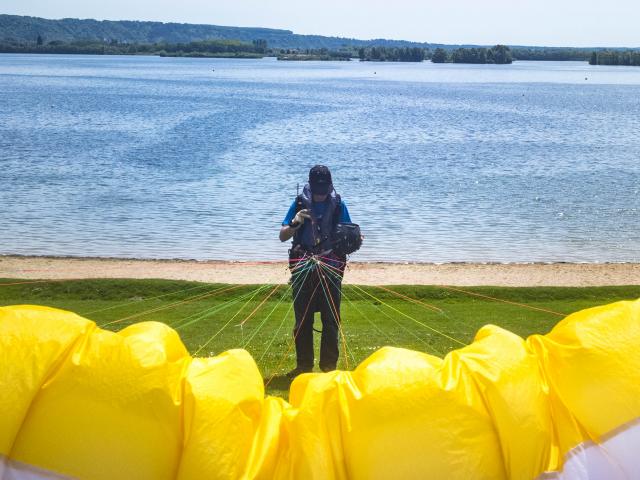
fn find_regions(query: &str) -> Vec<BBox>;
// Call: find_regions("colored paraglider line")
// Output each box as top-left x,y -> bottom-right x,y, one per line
340,280 -> 435,351
317,260 -> 440,351
287,255 -> 315,283
100,284 -> 246,327
193,284 -> 277,356
175,284 -> 272,332
348,282 -> 466,348
315,260 -> 354,369
316,258 -> 565,321
338,279 -> 400,344
241,283 -> 293,350
171,285 -> 269,329
234,284 -> 281,350
238,284 -> 282,327
316,261 -> 389,366
256,260 -> 317,365
320,258 -> 431,348
368,284 -> 477,341
257,300 -> 294,364
312,257 -> 346,277
289,253 -> 315,272
317,259 -> 394,344
80,281 -> 222,316
1,257 -> 573,371
103,284 -> 244,327
436,285 -> 566,317
289,256 -> 313,264
264,279 -> 321,388
258,268 -> 312,362
315,261 -> 360,365
372,285 -> 443,313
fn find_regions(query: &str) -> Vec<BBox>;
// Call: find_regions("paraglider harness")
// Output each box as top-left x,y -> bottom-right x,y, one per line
288,183 -> 355,271
288,183 -> 362,327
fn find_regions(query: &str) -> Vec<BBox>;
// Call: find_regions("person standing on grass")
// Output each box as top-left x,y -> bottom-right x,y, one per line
279,165 -> 353,377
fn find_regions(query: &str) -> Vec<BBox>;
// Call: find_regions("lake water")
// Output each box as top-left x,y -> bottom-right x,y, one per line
1,54 -> 639,263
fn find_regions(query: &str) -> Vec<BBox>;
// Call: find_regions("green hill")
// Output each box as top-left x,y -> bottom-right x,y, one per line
0,14 -> 441,50
2,14 -> 630,60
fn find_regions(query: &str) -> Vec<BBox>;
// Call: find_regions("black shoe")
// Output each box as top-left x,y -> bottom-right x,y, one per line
320,365 -> 336,373
286,367 -> 312,380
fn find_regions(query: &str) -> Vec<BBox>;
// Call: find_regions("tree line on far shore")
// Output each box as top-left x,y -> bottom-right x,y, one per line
1,35 -> 597,64
5,35 -> 640,67
0,37 -> 511,64
589,50 -> 640,66
431,45 -> 512,64
277,48 -> 352,61
358,47 -> 426,62
0,37 -> 268,58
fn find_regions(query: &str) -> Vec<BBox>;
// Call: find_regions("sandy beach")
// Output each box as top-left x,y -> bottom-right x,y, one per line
1,256 -> 638,286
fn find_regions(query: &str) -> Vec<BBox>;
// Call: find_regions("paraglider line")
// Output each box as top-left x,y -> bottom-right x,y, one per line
101,284 -> 246,327
81,282 -> 220,316
257,300 -> 294,364
238,284 -> 281,327
318,262 -> 392,363
257,259 -> 316,364
242,283 -> 293,350
315,261 -> 353,369
316,264 -> 352,367
318,261 -> 435,349
194,284 -> 275,356
264,279 -> 320,389
339,280 -> 399,344
373,285 -> 443,313
338,279 -> 435,350
435,285 -> 566,317
348,283 -> 466,347
172,284 -> 271,331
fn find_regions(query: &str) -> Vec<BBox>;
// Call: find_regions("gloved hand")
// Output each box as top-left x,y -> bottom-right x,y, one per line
292,209 -> 311,227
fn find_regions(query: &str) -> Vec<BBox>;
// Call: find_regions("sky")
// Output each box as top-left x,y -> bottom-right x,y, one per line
4,0 -> 639,47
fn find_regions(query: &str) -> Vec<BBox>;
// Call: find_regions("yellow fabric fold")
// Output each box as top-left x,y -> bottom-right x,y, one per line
0,299 -> 638,479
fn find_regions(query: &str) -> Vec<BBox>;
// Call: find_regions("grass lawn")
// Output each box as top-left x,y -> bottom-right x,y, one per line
1,277 -> 638,398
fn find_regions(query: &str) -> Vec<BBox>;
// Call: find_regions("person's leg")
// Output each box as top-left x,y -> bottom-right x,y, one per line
319,274 -> 341,372
292,273 -> 316,372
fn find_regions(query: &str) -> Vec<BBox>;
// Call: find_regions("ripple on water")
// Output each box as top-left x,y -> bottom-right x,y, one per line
1,55 -> 639,262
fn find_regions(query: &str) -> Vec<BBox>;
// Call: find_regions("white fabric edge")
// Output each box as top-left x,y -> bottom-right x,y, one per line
537,418 -> 640,480
0,455 -> 72,480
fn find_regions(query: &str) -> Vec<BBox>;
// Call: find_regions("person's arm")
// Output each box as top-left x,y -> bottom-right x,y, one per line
279,208 -> 311,242
279,224 -> 298,242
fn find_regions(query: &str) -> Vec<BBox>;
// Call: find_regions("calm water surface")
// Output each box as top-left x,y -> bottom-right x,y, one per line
1,54 -> 639,262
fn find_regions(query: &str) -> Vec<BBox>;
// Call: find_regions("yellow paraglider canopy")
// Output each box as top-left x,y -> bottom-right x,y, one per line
1,299 -> 639,479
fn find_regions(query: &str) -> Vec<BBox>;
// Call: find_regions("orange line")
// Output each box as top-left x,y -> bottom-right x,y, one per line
374,285 -> 443,314
436,285 -> 565,317
239,284 -> 281,326
103,284 -> 245,326
316,265 -> 350,370
265,281 -> 320,389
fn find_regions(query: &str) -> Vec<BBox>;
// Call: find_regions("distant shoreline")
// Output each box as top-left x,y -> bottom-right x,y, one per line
2,255 -> 638,287
0,51 -> 592,63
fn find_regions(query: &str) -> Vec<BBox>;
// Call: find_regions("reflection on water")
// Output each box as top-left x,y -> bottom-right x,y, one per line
1,55 -> 639,262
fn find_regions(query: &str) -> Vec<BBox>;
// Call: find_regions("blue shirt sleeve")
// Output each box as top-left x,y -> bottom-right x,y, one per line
282,201 -> 297,226
340,201 -> 352,223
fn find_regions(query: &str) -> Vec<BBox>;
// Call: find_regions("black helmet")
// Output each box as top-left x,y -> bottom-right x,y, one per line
332,223 -> 362,256
309,165 -> 332,195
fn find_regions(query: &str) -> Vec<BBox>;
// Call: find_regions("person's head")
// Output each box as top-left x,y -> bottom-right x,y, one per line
309,165 -> 332,201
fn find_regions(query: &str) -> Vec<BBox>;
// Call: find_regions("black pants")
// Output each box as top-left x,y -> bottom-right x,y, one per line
292,265 -> 342,371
